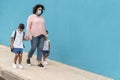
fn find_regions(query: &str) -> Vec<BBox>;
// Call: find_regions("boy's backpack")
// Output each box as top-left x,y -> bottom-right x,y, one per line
10,30 -> 25,52
13,30 -> 25,41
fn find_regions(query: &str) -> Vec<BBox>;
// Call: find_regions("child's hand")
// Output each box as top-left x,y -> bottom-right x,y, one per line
24,35 -> 29,41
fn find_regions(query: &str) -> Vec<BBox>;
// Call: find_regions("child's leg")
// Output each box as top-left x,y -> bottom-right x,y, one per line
18,53 -> 23,69
43,54 -> 49,61
43,51 -> 49,61
14,54 -> 19,64
43,53 -> 49,65
18,54 -> 22,64
13,54 -> 18,68
43,55 -> 46,61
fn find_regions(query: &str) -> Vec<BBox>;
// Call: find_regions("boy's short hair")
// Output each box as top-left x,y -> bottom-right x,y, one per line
18,23 -> 24,29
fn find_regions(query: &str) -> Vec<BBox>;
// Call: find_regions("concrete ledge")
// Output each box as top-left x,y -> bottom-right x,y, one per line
0,45 -> 113,80
0,77 -> 5,80
0,67 -> 30,80
1,70 -> 24,80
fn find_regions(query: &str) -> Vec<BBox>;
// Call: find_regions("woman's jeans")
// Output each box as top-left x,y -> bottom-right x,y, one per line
28,35 -> 45,61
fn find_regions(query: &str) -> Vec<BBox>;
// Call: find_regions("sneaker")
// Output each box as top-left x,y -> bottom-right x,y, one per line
13,63 -> 17,69
26,59 -> 31,66
18,64 -> 24,69
43,61 -> 48,65
38,64 -> 45,69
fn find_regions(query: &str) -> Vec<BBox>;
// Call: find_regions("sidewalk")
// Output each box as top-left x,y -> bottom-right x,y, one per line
0,45 -> 113,80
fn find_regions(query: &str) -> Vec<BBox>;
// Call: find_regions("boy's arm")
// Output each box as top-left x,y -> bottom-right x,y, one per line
10,37 -> 14,48
10,31 -> 16,48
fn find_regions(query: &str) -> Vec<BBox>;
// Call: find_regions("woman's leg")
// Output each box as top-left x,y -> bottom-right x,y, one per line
27,37 -> 38,59
37,35 -> 45,65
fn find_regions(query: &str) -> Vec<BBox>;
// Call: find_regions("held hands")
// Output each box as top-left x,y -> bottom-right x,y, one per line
24,35 -> 32,40
24,35 -> 29,41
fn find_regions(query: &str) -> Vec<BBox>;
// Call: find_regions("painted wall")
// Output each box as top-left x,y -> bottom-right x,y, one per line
0,0 -> 120,79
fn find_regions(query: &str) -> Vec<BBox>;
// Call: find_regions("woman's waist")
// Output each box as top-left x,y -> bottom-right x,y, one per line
30,31 -> 46,37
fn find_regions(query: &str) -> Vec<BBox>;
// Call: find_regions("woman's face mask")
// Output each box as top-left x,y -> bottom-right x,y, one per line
37,10 -> 42,15
36,7 -> 43,15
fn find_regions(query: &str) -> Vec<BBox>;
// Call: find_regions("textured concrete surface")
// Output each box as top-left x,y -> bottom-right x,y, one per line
0,45 -> 113,80
0,76 -> 5,80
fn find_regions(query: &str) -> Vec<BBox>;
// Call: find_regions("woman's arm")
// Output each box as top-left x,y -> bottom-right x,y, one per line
26,15 -> 32,40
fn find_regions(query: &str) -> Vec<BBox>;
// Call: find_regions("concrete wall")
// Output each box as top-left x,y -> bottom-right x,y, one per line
0,0 -> 120,79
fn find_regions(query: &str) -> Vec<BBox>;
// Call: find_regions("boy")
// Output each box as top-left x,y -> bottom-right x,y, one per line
42,30 -> 50,65
10,23 -> 27,69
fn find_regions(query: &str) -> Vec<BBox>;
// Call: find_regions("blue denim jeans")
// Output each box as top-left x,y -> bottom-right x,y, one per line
28,35 -> 45,61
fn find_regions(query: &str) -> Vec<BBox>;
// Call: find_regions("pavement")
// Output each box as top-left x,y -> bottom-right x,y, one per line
0,45 -> 113,80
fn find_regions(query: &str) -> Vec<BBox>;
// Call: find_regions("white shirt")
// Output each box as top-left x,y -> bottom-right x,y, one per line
11,30 -> 24,48
43,39 -> 50,50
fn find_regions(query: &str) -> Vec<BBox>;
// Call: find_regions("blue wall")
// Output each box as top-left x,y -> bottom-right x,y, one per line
1,0 -> 120,79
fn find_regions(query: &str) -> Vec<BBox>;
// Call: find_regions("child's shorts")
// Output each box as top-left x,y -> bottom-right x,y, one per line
12,48 -> 23,54
42,50 -> 50,56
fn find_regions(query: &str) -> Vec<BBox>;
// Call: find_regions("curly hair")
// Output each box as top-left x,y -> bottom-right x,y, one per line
33,4 -> 45,14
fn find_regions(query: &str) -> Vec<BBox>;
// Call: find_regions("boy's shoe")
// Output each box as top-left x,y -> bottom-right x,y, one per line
38,64 -> 45,69
26,59 -> 31,66
18,64 -> 24,69
43,61 -> 48,65
13,63 -> 17,69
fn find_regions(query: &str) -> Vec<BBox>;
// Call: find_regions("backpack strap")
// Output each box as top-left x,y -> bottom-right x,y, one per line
13,31 -> 17,41
23,32 -> 25,40
14,31 -> 25,40
23,32 -> 25,48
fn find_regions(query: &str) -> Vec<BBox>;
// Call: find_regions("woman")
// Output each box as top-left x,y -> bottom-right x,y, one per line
26,4 -> 46,68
